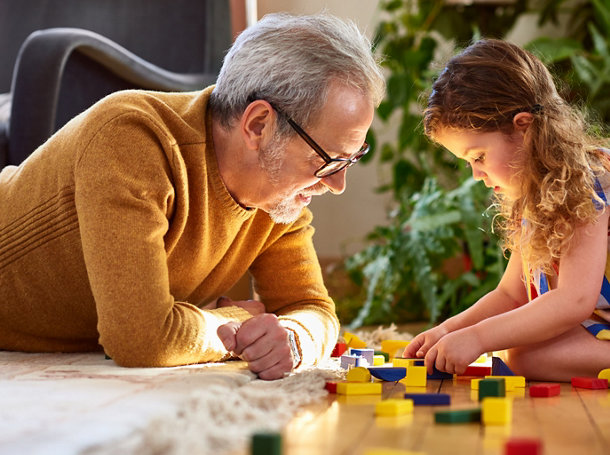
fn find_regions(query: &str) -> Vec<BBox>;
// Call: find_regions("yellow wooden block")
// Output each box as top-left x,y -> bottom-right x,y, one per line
343,331 -> 367,348
475,354 -> 489,363
482,397 -> 512,425
485,375 -> 525,389
392,358 -> 422,368
364,449 -> 424,455
346,366 -> 372,383
471,378 -> 482,390
401,365 -> 427,387
336,382 -> 382,395
373,355 -> 386,366
380,340 -> 410,359
598,368 -> 610,382
375,398 -> 414,416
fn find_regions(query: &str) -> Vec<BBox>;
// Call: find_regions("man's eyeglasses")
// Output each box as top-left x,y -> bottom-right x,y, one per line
274,107 -> 370,178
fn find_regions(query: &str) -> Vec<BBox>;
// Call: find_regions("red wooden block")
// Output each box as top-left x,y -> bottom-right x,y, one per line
325,381 -> 338,393
331,342 -> 347,357
463,365 -> 492,376
529,383 -> 560,397
571,377 -> 608,389
505,438 -> 542,455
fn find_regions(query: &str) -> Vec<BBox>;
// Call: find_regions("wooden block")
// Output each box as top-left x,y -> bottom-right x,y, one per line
336,382 -> 382,395
571,377 -> 609,389
486,375 -> 526,390
373,355 -> 386,366
340,354 -> 367,369
349,348 -> 375,365
404,393 -> 450,405
251,431 -> 282,455
471,378 -> 482,390
346,366 -> 372,383
402,365 -> 427,387
435,408 -> 482,424
598,368 -> 610,382
331,342 -> 347,357
482,397 -> 512,425
324,381 -> 338,394
427,366 -> 453,379
392,357 -> 423,368
492,356 -> 515,376
479,378 -> 506,401
504,438 -> 542,455
368,367 -> 407,382
374,350 -> 390,362
529,383 -> 560,398
343,332 -> 367,348
463,365 -> 492,376
375,398 -> 414,416
380,340 -> 410,359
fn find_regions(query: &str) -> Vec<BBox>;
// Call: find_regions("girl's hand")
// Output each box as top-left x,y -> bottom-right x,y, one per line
403,324 -> 449,359
424,327 -> 483,375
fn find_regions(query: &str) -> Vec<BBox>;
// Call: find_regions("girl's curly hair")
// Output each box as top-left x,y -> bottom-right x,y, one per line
423,39 -> 608,273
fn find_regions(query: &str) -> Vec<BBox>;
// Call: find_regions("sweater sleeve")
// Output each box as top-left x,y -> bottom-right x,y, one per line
249,210 -> 340,368
74,111 -> 251,367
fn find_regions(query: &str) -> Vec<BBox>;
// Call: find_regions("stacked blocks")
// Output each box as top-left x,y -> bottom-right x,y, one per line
350,348 -> 375,365
341,354 -> 368,369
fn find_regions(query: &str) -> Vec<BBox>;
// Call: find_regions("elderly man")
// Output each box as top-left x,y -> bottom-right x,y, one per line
0,13 -> 385,379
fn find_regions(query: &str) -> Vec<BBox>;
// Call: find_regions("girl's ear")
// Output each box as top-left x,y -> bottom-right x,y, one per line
513,112 -> 534,132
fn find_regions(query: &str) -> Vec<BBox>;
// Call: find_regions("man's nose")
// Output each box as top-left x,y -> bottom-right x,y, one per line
321,168 -> 347,194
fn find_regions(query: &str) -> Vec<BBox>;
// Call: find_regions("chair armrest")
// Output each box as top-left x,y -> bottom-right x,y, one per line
8,27 -> 216,165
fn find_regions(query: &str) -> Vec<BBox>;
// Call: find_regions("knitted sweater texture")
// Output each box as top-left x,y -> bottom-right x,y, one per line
0,87 -> 339,367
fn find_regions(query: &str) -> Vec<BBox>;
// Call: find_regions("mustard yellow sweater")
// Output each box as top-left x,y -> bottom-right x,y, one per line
0,86 -> 339,368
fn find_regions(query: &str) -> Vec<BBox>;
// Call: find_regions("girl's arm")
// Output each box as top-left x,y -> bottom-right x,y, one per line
404,252 -> 527,359
428,208 -> 609,373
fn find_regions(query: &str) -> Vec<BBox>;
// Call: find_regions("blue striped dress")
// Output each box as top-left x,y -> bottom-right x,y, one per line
527,167 -> 610,340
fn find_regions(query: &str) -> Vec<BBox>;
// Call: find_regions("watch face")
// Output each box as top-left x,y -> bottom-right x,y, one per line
287,330 -> 301,368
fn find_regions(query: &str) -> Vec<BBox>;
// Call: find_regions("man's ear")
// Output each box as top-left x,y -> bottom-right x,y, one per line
239,100 -> 275,151
513,112 -> 534,132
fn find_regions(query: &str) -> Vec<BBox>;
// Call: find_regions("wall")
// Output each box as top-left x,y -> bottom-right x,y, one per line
257,0 -> 390,260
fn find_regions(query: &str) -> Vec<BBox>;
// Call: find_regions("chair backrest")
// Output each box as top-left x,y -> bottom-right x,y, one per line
0,0 -> 232,93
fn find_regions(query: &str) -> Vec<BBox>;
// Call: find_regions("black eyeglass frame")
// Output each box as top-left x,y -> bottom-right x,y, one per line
268,103 -> 369,178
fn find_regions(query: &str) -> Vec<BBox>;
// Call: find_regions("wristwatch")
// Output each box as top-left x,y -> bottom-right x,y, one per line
287,330 -> 301,369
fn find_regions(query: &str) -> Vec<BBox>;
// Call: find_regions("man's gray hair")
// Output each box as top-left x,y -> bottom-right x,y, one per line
209,13 -> 385,135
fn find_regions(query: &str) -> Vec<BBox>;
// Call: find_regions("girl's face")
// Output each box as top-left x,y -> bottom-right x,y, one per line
435,128 -> 525,199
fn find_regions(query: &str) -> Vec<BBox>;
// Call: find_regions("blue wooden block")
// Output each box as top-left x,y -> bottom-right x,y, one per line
367,367 -> 407,382
427,366 -> 453,379
492,357 -> 515,376
404,393 -> 451,405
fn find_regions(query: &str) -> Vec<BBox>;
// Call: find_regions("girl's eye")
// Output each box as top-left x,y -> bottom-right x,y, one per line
473,154 -> 485,163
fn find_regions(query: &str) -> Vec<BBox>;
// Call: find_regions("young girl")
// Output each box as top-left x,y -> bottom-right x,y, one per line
404,39 -> 610,381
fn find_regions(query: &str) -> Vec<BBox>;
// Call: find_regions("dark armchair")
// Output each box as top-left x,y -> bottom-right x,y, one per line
0,0 -> 234,168
5,27 -> 218,167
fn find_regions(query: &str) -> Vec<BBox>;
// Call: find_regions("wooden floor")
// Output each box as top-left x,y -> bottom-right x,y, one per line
273,374 -> 610,455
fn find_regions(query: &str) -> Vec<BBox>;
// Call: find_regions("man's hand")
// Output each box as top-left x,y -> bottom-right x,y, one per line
217,313 -> 297,380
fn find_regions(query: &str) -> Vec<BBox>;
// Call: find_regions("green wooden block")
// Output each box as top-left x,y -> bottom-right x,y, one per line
478,378 -> 506,401
435,408 -> 482,424
251,431 -> 282,455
